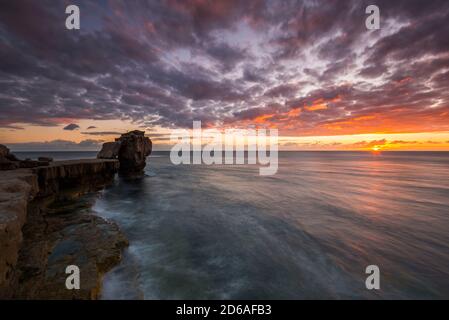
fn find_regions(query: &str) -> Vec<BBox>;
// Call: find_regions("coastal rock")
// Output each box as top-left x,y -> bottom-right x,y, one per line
0,145 -> 9,158
0,159 -> 121,298
0,160 -> 19,171
19,160 -> 50,168
38,157 -> 53,162
0,145 -> 19,170
0,169 -> 38,298
97,142 -> 121,159
32,159 -> 119,198
0,144 -> 19,162
15,201 -> 128,300
97,130 -> 152,174
0,144 -> 51,170
117,130 -> 152,174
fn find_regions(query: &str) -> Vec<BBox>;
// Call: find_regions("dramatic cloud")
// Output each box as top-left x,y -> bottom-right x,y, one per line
63,124 -> 80,131
0,0 -> 448,136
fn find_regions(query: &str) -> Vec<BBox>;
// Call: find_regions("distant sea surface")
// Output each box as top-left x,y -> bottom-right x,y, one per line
22,151 -> 449,299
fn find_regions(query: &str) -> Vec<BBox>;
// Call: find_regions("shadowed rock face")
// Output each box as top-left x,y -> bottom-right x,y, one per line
0,144 -> 49,170
97,142 -> 121,159
0,170 -> 38,297
0,145 -> 19,170
97,130 -> 152,174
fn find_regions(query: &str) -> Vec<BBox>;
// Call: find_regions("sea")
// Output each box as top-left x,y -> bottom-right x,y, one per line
14,151 -> 449,299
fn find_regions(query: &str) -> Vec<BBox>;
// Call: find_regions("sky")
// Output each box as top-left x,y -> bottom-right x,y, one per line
0,0 -> 449,151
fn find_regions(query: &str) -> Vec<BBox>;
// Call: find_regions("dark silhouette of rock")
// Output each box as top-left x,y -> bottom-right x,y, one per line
0,160 -> 19,171
0,144 -> 53,170
97,142 -> 120,159
38,157 -> 53,162
0,145 -> 19,162
97,130 -> 152,174
0,145 -> 9,158
0,145 -> 19,170
18,160 -> 50,168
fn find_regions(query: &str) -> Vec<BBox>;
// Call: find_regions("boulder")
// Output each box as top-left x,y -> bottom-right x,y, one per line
97,131 -> 152,174
38,157 -> 53,162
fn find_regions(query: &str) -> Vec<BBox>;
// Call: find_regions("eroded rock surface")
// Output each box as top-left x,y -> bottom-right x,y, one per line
97,142 -> 121,159
97,130 -> 152,174
0,169 -> 38,297
0,158 -> 124,299
15,196 -> 128,299
32,159 -> 119,198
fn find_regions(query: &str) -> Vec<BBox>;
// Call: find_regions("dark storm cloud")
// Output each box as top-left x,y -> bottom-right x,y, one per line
63,124 -> 80,131
1,0 -> 449,135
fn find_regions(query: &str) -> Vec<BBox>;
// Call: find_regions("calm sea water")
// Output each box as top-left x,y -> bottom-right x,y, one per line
22,151 -> 449,299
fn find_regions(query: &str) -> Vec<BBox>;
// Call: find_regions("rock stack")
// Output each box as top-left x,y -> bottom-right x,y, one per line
97,130 -> 152,174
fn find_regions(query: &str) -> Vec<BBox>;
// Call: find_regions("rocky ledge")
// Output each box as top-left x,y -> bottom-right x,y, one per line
0,131 -> 152,299
0,160 -> 122,299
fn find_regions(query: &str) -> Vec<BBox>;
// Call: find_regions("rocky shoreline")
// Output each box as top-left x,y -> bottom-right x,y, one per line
0,131 -> 152,299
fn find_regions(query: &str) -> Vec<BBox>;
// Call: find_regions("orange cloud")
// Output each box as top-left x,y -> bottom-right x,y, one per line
254,114 -> 275,123
286,108 -> 302,117
304,96 -> 341,111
